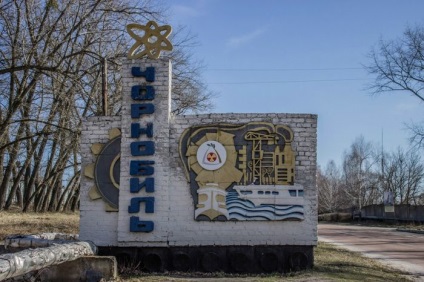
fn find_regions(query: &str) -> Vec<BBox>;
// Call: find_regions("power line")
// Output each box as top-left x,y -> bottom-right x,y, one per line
208,78 -> 370,85
205,67 -> 363,72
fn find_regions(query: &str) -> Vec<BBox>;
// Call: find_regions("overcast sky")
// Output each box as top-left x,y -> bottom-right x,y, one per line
169,0 -> 424,167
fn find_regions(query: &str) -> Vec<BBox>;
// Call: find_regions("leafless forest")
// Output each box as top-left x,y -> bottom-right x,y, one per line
318,136 -> 424,214
0,0 -> 213,212
319,25 -> 424,214
2,1 -> 423,214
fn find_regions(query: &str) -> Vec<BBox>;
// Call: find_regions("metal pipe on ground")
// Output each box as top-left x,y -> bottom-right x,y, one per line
0,241 -> 97,280
4,233 -> 79,250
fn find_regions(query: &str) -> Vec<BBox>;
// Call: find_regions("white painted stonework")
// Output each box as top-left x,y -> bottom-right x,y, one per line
80,58 -> 318,247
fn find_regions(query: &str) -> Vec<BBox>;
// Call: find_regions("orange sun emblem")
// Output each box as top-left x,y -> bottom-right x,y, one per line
207,152 -> 217,162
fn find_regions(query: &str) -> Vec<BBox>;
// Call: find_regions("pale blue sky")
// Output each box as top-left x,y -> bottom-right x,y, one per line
169,0 -> 424,167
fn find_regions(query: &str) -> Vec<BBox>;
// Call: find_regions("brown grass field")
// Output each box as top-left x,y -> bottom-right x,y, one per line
0,212 -> 416,281
0,211 -> 79,240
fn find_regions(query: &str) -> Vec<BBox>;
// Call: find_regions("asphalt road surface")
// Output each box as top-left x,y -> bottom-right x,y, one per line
318,224 -> 424,281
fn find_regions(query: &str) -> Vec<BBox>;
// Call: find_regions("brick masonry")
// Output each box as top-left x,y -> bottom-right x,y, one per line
80,116 -> 121,245
80,58 -> 317,247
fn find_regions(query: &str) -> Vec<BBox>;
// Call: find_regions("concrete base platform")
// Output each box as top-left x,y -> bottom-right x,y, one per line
99,245 -> 314,273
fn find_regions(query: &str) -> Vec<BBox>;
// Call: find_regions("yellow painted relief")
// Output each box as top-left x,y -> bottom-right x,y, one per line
179,122 -> 302,221
127,21 -> 173,60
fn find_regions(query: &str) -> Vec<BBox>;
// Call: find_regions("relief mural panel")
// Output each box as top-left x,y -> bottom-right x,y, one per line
179,122 -> 304,221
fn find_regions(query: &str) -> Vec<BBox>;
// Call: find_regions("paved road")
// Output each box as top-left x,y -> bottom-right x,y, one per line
318,224 -> 424,281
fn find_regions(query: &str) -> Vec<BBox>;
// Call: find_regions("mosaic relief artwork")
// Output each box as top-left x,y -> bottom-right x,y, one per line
179,122 -> 304,221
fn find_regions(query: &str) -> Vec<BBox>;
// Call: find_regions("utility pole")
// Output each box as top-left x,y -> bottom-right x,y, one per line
381,129 -> 385,201
102,57 -> 108,116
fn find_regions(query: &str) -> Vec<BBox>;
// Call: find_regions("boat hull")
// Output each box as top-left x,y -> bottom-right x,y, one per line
234,184 -> 304,207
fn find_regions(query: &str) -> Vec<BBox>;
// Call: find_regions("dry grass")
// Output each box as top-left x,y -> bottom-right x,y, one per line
0,212 -> 415,281
0,211 -> 79,241
311,242 -> 413,281
398,225 -> 424,231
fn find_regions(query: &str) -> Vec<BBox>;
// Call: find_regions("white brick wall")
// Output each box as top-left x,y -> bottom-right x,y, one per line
117,59 -> 171,245
80,58 -> 318,247
79,116 -> 121,245
167,113 -> 317,246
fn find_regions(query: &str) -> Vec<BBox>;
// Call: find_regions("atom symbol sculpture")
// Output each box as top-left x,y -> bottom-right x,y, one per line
127,21 -> 173,60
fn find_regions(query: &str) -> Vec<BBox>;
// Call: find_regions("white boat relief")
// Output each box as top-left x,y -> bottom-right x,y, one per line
233,183 -> 304,207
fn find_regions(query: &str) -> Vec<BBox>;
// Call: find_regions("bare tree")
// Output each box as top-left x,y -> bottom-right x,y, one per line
170,26 -> 216,115
365,25 -> 424,147
342,136 -> 380,210
317,161 -> 346,213
0,0 -> 214,211
318,136 -> 424,211
382,148 -> 424,204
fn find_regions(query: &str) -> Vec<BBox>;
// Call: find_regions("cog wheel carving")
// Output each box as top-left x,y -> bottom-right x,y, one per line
84,128 -> 121,212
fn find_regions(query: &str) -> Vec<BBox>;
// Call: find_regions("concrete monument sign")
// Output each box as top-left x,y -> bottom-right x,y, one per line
80,21 -> 317,273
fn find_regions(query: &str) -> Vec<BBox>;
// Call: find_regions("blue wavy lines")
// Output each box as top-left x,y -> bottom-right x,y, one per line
226,191 -> 304,221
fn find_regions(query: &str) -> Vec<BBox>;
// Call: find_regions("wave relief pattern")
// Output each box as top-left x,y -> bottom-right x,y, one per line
226,191 -> 304,221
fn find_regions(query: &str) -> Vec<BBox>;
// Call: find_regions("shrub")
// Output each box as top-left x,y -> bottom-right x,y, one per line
318,212 -> 351,222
